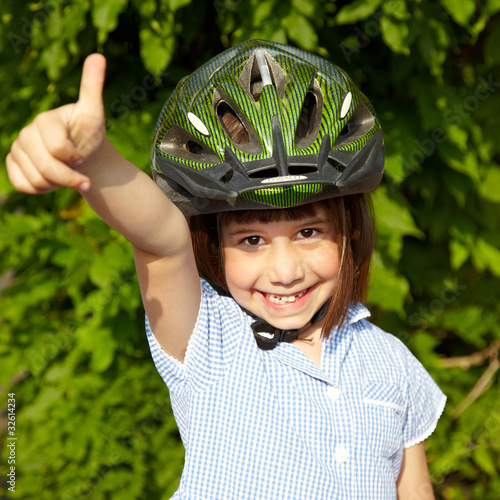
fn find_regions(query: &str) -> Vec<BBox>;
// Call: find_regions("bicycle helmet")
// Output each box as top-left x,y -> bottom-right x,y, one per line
151,39 -> 384,216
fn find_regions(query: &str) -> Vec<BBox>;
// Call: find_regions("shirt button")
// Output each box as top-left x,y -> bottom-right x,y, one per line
327,386 -> 342,402
335,447 -> 349,464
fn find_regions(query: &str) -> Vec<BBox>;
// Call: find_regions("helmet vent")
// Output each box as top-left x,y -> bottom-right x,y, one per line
251,80 -> 264,101
295,78 -> 323,150
159,125 -> 220,164
296,92 -> 318,139
334,101 -> 375,148
220,169 -> 234,184
249,167 -> 279,179
239,49 -> 286,101
213,89 -> 263,155
216,101 -> 250,145
186,140 -> 204,154
338,123 -> 349,137
327,158 -> 345,173
288,165 -> 317,175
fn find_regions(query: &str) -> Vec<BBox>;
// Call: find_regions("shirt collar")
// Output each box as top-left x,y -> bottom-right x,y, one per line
346,302 -> 371,324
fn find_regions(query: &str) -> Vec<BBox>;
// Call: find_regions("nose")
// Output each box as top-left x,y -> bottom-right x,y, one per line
267,240 -> 305,286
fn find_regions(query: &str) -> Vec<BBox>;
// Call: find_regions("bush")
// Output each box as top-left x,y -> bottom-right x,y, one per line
1,1 -> 500,498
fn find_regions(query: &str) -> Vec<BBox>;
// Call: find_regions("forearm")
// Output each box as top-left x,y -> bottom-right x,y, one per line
81,138 -> 188,257
397,443 -> 435,499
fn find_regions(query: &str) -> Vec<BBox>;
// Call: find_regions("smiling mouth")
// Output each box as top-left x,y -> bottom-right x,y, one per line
264,288 -> 309,305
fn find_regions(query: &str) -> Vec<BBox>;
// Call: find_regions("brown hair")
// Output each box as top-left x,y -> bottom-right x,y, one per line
189,194 -> 375,338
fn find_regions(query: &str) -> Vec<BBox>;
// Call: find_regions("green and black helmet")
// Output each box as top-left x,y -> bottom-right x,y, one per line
152,39 -> 384,216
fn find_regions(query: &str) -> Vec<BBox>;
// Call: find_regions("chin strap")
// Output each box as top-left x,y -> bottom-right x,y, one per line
250,320 -> 298,350
210,281 -> 330,350
250,300 -> 330,350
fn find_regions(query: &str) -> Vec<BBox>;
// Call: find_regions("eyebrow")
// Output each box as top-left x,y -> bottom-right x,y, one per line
224,215 -> 331,237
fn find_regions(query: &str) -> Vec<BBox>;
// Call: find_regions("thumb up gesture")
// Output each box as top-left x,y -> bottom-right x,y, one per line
6,54 -> 107,194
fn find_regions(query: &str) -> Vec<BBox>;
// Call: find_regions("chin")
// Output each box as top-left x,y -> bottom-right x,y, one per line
260,315 -> 312,332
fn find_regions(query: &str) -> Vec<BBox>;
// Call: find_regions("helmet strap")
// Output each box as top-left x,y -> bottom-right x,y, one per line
249,299 -> 330,350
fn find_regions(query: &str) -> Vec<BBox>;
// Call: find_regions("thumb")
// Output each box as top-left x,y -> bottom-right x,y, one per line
69,53 -> 107,157
78,53 -> 106,112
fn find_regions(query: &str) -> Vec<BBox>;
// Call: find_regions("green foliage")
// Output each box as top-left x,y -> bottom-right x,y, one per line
1,0 -> 500,498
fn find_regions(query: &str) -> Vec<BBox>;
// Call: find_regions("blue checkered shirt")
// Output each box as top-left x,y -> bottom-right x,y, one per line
146,279 -> 446,499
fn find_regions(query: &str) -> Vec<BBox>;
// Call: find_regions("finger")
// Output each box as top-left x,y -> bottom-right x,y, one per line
6,147 -> 62,194
6,152 -> 41,194
10,132 -> 90,192
70,53 -> 107,156
34,106 -> 85,164
77,53 -> 106,121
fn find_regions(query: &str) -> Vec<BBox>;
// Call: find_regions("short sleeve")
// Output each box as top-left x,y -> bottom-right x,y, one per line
354,319 -> 446,451
401,347 -> 446,448
146,279 -> 246,395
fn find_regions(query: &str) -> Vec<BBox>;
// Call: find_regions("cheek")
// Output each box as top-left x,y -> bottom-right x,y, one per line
308,242 -> 341,278
222,248 -> 253,292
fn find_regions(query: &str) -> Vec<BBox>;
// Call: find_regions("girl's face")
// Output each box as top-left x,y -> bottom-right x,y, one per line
221,205 -> 341,335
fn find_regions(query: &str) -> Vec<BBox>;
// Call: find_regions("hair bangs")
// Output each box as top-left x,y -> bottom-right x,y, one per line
217,201 -> 324,227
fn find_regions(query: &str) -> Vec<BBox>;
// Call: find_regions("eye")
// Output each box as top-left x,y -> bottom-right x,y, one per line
297,228 -> 318,239
243,236 -> 264,246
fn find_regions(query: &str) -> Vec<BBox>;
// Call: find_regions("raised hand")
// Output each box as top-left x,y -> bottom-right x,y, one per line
6,53 -> 107,194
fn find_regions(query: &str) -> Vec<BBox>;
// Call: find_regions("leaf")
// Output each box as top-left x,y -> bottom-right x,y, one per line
382,0 -> 411,21
440,0 -> 476,27
445,124 -> 469,152
367,251 -> 410,313
486,0 -> 500,14
335,0 -> 383,25
40,40 -> 70,81
0,213 -> 44,238
132,0 -> 157,17
282,9 -> 318,51
449,239 -> 470,270
417,20 -> 449,78
473,445 -> 498,476
88,242 -> 128,289
167,0 -> 193,11
484,16 -> 500,67
253,1 -> 275,27
439,143 -> 481,184
92,0 -> 129,46
380,15 -> 410,55
139,24 -> 175,76
440,306 -> 489,348
90,333 -> 117,372
383,153 -> 407,185
77,325 -> 117,372
21,387 -> 65,422
442,167 -> 473,208
472,236 -> 500,277
371,185 -> 425,240
478,166 -> 500,203
292,0 -> 316,18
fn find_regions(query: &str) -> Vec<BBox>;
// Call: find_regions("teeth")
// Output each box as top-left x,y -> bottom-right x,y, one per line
266,289 -> 307,304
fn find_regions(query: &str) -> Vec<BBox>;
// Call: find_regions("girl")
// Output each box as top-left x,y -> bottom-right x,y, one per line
7,40 -> 446,499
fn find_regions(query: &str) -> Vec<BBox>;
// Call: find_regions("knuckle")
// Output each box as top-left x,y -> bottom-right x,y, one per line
6,169 -> 32,194
48,139 -> 69,159
35,157 -> 52,175
17,126 -> 32,145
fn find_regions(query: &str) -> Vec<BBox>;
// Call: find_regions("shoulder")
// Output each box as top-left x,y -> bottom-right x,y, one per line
147,278 -> 254,392
347,304 -> 411,356
347,304 -> 429,381
186,279 -> 252,369
347,304 -> 407,355
197,278 -> 247,328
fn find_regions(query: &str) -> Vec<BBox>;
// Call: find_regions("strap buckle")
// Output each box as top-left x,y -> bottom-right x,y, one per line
250,319 -> 298,350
